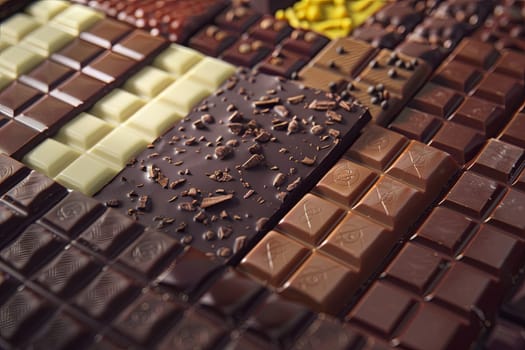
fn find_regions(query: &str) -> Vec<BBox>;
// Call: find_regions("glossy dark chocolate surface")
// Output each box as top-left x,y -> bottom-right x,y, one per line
95,70 -> 370,260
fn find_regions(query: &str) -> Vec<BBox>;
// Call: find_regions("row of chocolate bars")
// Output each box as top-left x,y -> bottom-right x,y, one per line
0,0 -> 524,349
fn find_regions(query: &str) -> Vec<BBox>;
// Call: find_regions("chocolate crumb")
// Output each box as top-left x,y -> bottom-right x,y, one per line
200,194 -> 234,208
301,156 -> 316,166
287,94 -> 305,104
253,97 -> 280,108
215,145 -> 233,159
287,177 -> 301,191
218,226 -> 233,239
255,217 -> 269,232
233,236 -> 247,254
217,247 -> 232,257
137,195 -> 152,212
273,173 -> 287,187
105,199 -> 121,208
181,235 -> 193,245
203,230 -> 216,241
179,202 -> 196,212
242,154 -> 264,169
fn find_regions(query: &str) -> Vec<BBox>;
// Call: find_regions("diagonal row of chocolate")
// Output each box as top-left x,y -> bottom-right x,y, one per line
239,125 -> 459,314
94,69 -> 371,260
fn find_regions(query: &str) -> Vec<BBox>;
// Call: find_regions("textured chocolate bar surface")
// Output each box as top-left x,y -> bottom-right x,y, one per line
95,70 -> 370,260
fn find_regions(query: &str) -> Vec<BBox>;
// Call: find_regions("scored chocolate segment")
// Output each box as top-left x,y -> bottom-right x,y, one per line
311,37 -> 377,78
95,70 -> 370,259
240,125 -> 458,314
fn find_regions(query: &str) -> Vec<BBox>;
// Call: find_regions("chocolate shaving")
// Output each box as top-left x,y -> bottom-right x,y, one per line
308,100 -> 337,111
272,120 -> 289,130
233,236 -> 247,254
216,247 -> 231,257
175,222 -> 187,232
203,230 -> 216,241
201,114 -> 215,124
194,210 -> 207,222
301,156 -> 316,166
242,154 -> 264,169
178,202 -> 196,212
277,191 -> 288,202
287,94 -> 305,104
243,189 -> 255,199
253,97 -> 280,108
105,199 -> 121,208
326,110 -> 343,123
255,217 -> 268,232
228,123 -> 244,135
169,178 -> 186,189
193,119 -> 206,129
254,130 -> 271,143
184,137 -> 197,146
137,195 -> 152,212
311,124 -> 325,135
287,118 -> 300,134
200,194 -> 234,209
273,173 -> 287,187
215,145 -> 233,160
220,210 -> 229,219
218,226 -> 233,239
339,100 -> 352,111
228,111 -> 243,122
273,105 -> 289,117
248,143 -> 262,154
287,177 -> 301,192
328,128 -> 341,138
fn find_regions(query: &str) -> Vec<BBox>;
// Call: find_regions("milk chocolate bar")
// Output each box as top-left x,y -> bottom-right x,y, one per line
239,126 -> 458,313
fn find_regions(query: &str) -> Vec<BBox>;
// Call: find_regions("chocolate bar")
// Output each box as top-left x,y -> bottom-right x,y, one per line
239,126 -> 458,313
94,70 -> 370,260
297,39 -> 431,125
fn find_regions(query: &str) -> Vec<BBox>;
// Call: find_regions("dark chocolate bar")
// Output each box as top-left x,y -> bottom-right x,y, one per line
95,70 -> 370,260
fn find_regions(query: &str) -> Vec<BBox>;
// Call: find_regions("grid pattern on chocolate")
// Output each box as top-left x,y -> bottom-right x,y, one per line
298,41 -> 431,126
22,43 -> 235,196
390,36 -> 525,165
0,3 -> 172,166
239,125 -> 458,314
0,154 -> 186,349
